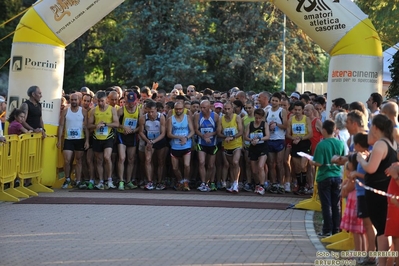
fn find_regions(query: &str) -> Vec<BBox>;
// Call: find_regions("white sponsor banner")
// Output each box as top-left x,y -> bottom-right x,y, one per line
274,0 -> 367,53
7,43 -> 65,126
33,0 -> 125,46
326,55 -> 382,113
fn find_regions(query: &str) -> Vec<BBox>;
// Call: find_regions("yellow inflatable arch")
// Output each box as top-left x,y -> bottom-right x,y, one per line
6,0 -> 381,186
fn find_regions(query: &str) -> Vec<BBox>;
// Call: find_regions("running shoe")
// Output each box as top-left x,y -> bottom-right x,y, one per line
305,187 -> 314,195
156,183 -> 166,190
226,183 -> 239,193
78,182 -> 87,189
62,179 -> 71,189
87,182 -> 94,190
95,183 -> 104,190
118,181 -> 125,191
183,180 -> 190,191
210,182 -> 217,191
269,183 -> 279,194
197,183 -> 209,192
243,183 -> 253,192
257,185 -> 265,195
284,182 -> 291,193
107,181 -> 116,189
145,182 -> 154,190
277,184 -> 285,194
126,181 -> 138,189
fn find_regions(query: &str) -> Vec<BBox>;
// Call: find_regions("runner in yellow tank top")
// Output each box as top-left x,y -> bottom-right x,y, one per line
88,91 -> 119,190
116,91 -> 141,190
217,102 -> 243,193
286,101 -> 313,195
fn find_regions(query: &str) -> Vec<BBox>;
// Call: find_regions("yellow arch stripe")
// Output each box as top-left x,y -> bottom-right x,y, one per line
330,18 -> 382,57
13,8 -> 65,47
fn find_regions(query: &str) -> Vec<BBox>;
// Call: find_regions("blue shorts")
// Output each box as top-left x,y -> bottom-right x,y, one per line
267,139 -> 285,153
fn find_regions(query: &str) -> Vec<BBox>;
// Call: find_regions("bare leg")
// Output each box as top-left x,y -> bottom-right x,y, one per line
95,152 -> 104,181
117,144 -> 126,181
74,151 -> 84,182
126,146 -> 136,182
171,156 -> 183,182
155,147 -> 167,183
183,153 -> 191,179
267,152 -> 277,183
257,155 -> 267,185
207,154 -> 216,183
103,147 -> 113,179
63,150 -> 74,178
86,148 -> 95,180
144,146 -> 154,182
198,151 -> 207,183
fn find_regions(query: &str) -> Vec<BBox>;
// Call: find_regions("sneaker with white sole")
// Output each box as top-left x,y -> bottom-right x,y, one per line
226,183 -> 239,193
156,183 -> 166,190
284,182 -> 291,193
107,181 -> 116,189
305,187 -> 313,195
197,183 -> 209,192
145,182 -> 154,190
62,178 -> 71,189
256,185 -> 265,195
78,182 -> 87,189
95,183 -> 104,190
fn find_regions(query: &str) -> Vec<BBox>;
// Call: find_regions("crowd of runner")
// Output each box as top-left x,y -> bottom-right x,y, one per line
2,84 -> 399,265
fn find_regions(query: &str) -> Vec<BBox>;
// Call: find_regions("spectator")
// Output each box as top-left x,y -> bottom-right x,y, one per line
20,85 -> 46,138
7,108 -> 32,135
311,120 -> 345,237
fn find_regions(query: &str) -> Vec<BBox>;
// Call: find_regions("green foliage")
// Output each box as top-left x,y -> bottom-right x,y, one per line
0,0 -> 333,95
387,50 -> 399,98
355,0 -> 399,50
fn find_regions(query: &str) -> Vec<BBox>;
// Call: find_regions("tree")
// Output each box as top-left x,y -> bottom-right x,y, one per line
386,50 -> 399,98
355,0 -> 399,50
0,0 -> 35,95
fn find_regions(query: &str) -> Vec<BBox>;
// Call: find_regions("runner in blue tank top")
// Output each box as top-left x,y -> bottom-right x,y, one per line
167,102 -> 195,191
194,100 -> 220,192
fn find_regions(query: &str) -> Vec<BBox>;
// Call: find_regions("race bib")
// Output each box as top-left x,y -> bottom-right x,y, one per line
147,130 -> 160,140
292,123 -> 305,135
223,127 -> 237,137
200,127 -> 213,135
124,118 -> 137,130
67,128 -> 82,139
174,132 -> 187,145
96,126 -> 108,136
249,132 -> 264,144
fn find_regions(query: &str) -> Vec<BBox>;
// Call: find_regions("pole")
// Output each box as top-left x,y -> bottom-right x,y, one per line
282,14 -> 286,91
